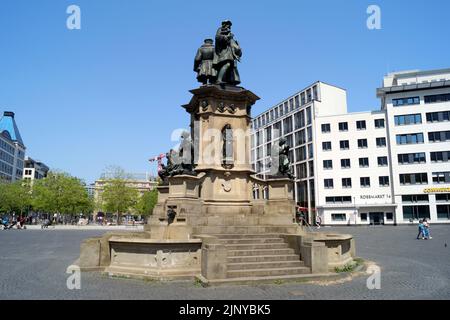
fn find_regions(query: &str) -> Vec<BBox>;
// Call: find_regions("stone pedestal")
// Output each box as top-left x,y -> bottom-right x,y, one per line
152,185 -> 169,218
261,177 -> 296,225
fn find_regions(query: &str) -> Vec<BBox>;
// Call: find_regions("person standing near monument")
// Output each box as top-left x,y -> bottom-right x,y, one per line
213,20 -> 241,85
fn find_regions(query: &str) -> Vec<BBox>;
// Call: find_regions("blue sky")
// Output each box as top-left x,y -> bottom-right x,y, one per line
1,0 -> 449,183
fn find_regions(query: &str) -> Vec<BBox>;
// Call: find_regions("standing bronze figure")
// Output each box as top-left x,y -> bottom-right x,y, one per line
270,137 -> 295,179
213,20 -> 241,85
194,39 -> 217,85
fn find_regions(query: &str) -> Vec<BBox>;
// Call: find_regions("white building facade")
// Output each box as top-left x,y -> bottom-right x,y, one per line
314,111 -> 396,225
251,82 -> 347,223
23,157 -> 49,182
251,68 -> 450,225
378,69 -> 450,224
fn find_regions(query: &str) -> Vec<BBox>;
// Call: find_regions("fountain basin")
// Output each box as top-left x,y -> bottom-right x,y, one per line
105,237 -> 202,280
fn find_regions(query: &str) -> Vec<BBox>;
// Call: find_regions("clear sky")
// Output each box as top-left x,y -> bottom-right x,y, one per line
1,0 -> 449,183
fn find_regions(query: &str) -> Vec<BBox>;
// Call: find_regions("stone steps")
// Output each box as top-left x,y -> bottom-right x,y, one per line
205,232 -> 311,281
225,243 -> 289,250
227,254 -> 300,263
196,225 -> 300,234
213,233 -> 282,239
227,248 -> 295,256
227,266 -> 310,278
219,238 -> 284,244
227,260 -> 304,270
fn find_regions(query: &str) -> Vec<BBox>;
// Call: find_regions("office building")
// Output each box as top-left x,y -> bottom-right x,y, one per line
23,157 -> 49,182
0,111 -> 25,182
252,68 -> 450,225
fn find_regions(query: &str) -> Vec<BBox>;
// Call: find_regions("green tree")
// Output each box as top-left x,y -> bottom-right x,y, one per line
0,181 -> 32,215
135,189 -> 158,217
32,171 -> 93,217
100,166 -> 139,224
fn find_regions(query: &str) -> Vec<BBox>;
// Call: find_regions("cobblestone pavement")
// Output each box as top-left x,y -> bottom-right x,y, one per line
0,225 -> 449,299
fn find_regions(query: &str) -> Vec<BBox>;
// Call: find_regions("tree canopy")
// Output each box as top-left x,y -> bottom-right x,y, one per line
0,171 -> 93,216
0,180 -> 32,214
135,188 -> 158,216
98,166 -> 139,224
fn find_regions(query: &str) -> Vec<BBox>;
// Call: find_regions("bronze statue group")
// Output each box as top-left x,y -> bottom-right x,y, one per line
194,20 -> 242,86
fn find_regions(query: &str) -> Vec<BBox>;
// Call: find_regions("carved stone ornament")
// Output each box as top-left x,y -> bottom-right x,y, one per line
201,100 -> 209,111
221,179 -> 232,192
218,102 -> 225,113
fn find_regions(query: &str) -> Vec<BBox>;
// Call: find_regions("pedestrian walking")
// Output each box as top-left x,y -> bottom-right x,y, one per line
417,219 -> 424,239
423,218 -> 432,239
316,214 -> 322,229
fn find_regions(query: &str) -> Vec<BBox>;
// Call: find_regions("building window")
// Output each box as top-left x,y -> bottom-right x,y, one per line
326,196 -> 352,203
360,177 -> 370,187
432,172 -> 450,184
300,92 -> 306,105
386,213 -> 393,220
257,147 -> 263,159
379,176 -> 389,187
356,120 -> 366,130
296,146 -> 307,161
436,193 -> 450,202
398,152 -> 426,165
308,161 -> 314,177
402,205 -> 430,220
339,140 -> 349,150
266,143 -> 271,157
428,131 -> 450,143
338,122 -> 348,131
283,116 -> 293,135
322,141 -> 332,151
289,98 -> 294,112
273,121 -> 281,139
341,158 -> 351,169
396,133 -> 424,145
359,157 -> 369,168
308,143 -> 313,159
265,127 -> 272,141
424,93 -> 450,104
294,95 -> 300,108
306,89 -> 312,102
377,156 -> 388,166
342,178 -> 352,188
374,119 -> 385,128
313,85 -> 318,100
437,205 -> 450,220
394,114 -> 422,126
357,139 -> 368,149
331,214 -> 346,221
307,126 -> 313,142
426,111 -> 450,122
297,163 -> 307,179
393,96 -> 420,106
402,195 -> 429,203
306,107 -> 312,125
324,179 -> 334,189
294,111 -> 305,129
431,151 -> 450,162
321,123 -> 331,133
360,213 -> 367,221
376,137 -> 387,147
399,173 -> 428,185
295,130 -> 306,145
323,160 -> 333,169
